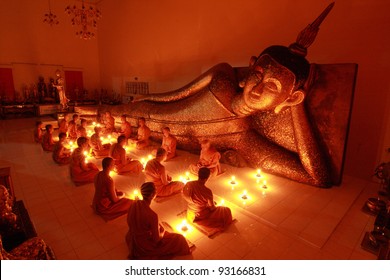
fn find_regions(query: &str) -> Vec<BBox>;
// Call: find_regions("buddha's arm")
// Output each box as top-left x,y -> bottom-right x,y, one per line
290,104 -> 331,186
132,63 -> 235,103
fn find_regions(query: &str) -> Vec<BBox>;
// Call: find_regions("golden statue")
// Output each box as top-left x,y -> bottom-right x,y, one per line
77,2 -> 357,187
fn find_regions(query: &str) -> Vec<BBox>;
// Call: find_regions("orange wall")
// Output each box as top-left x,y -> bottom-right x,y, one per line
0,0 -> 101,92
97,0 -> 390,181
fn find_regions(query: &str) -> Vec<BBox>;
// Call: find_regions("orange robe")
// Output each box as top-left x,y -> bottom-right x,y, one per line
58,119 -> 68,135
33,128 -> 43,143
182,180 -> 232,231
67,121 -> 77,140
144,159 -> 184,197
120,121 -> 133,139
104,116 -> 116,133
125,200 -> 190,259
52,141 -> 71,165
41,132 -> 55,152
92,171 -> 132,221
109,143 -> 143,174
136,125 -> 151,149
90,133 -> 110,157
76,125 -> 87,138
189,148 -> 221,177
161,135 -> 177,160
69,147 -> 99,186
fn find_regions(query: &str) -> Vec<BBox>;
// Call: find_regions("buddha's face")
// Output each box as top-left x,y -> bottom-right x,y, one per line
242,54 -> 297,112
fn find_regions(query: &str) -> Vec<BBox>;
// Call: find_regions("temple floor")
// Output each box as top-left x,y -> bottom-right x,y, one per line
0,117 -> 379,260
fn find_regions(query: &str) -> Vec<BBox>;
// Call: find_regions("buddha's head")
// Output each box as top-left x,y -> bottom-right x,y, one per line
237,2 -> 334,115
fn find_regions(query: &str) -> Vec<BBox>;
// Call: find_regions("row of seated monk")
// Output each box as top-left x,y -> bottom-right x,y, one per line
34,112 -> 223,178
32,113 -> 231,259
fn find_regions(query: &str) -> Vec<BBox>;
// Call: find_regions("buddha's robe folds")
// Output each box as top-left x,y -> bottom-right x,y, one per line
120,121 -> 133,139
90,133 -> 110,157
161,135 -> 177,160
136,125 -> 151,149
41,132 -> 55,152
182,180 -> 232,231
189,148 -> 221,177
144,159 -> 184,197
92,171 -> 131,221
125,200 -> 190,259
58,119 -> 68,135
110,143 -> 143,174
69,147 -> 99,186
52,142 -> 70,165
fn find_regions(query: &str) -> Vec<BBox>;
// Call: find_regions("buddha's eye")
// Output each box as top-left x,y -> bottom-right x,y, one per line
264,78 -> 282,93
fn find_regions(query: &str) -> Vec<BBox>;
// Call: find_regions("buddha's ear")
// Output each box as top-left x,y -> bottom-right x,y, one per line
274,90 -> 305,114
249,56 -> 257,67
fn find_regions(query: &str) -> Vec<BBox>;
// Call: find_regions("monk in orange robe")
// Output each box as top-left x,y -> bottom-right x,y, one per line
69,137 -> 99,186
144,148 -> 184,197
92,157 -> 132,221
103,111 -> 116,134
131,117 -> 151,149
161,127 -> 177,160
110,135 -> 143,174
90,127 -> 111,158
125,182 -> 191,259
41,124 -> 55,152
182,167 -> 232,231
58,113 -> 69,135
189,139 -> 221,177
52,132 -> 71,165
76,118 -> 88,138
33,121 -> 43,143
67,114 -> 79,140
119,114 -> 133,139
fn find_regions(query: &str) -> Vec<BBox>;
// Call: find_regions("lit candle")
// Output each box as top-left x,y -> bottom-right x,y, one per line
141,158 -> 147,167
133,190 -> 139,200
93,122 -> 96,126
185,171 -> 190,181
230,175 -> 236,185
219,199 -> 225,206
241,190 -> 248,200
97,123 -> 101,128
256,168 -> 262,178
262,180 -> 267,189
148,154 -> 153,161
109,171 -> 115,177
180,219 -> 188,232
69,141 -> 74,146
83,151 -> 88,156
179,176 -> 187,184
84,158 -> 88,164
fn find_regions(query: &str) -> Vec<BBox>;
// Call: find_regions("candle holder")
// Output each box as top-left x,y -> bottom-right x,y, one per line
230,176 -> 236,185
262,180 -> 267,190
256,169 -> 262,178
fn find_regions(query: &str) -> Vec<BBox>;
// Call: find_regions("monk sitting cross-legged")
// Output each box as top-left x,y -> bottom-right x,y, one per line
160,127 -> 177,161
189,139 -> 222,177
69,137 -> 99,186
92,157 -> 132,221
125,182 -> 191,259
52,132 -> 71,165
144,148 -> 184,198
182,167 -> 232,232
90,126 -> 111,158
33,121 -> 43,143
130,117 -> 151,149
41,124 -> 55,152
109,135 -> 143,175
